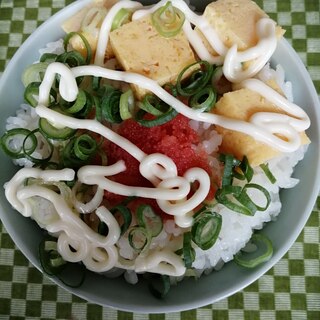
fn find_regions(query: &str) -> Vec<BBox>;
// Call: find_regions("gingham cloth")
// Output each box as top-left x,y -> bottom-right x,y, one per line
0,1 -> 319,319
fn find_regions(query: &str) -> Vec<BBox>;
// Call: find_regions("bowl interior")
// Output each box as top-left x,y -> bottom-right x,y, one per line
0,0 -> 319,313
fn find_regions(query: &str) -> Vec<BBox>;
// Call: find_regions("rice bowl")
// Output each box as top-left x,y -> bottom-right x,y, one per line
0,0 -> 319,313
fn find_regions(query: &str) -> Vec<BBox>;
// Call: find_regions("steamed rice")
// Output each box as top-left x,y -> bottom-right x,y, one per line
3,36 -> 308,285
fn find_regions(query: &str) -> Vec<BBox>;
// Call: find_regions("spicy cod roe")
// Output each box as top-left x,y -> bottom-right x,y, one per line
104,114 -> 217,212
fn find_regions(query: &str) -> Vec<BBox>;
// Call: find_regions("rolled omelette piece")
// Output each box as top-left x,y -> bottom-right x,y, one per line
212,86 -> 310,167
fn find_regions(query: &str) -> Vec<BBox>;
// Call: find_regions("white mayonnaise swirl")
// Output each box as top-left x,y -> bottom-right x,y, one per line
94,0 -> 143,66
39,62 -> 308,152
5,168 -> 120,272
5,0 -> 311,277
223,18 -> 278,82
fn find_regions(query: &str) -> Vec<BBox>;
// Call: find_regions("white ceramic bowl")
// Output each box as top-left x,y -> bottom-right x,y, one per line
0,0 -> 319,313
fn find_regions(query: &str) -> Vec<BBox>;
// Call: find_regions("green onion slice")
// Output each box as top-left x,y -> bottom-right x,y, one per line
60,89 -> 93,118
137,204 -> 163,237
189,86 -> 216,112
128,226 -> 151,253
233,156 -> 253,182
24,82 -> 57,108
182,231 -> 195,268
119,89 -> 135,120
191,209 -> 222,250
138,94 -> 167,116
64,31 -> 92,64
39,238 -> 66,276
40,53 -> 58,63
0,128 -> 36,159
135,107 -> 177,127
73,134 -> 97,161
216,183 -> 271,216
100,86 -> 122,123
111,205 -> 132,235
215,185 -> 254,216
260,163 -> 277,184
62,134 -> 97,168
22,62 -> 50,87
234,233 -> 273,268
39,108 -> 76,141
98,204 -> 132,238
92,76 -> 102,91
151,1 -> 185,38
220,154 -> 240,187
22,129 -> 54,164
163,82 -> 178,97
56,50 -> 86,68
111,8 -> 132,31
39,237 -> 86,288
238,183 -> 271,212
148,274 -> 171,299
176,61 -> 214,97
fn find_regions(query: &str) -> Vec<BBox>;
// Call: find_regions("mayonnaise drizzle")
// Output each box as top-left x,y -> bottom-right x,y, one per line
5,168 -> 120,272
39,62 -> 308,152
72,181 -> 104,214
5,168 -> 187,275
94,0 -> 143,66
223,18 -> 278,82
5,0 -> 312,278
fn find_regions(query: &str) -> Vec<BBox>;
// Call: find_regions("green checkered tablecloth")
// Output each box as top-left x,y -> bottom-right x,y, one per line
0,0 -> 319,319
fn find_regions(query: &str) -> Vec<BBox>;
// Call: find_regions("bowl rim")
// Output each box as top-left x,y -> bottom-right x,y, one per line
0,0 -> 320,314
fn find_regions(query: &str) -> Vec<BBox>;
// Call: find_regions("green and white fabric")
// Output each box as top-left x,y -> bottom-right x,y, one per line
0,0 -> 319,319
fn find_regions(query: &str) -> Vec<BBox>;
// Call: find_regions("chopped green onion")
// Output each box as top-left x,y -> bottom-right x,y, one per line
22,129 -> 54,164
111,8 -> 132,31
215,185 -> 253,216
216,183 -> 271,216
0,128 -> 36,159
176,61 -> 214,97
60,89 -> 93,118
238,183 -> 271,212
56,50 -> 86,67
128,226 -> 151,253
24,82 -> 57,107
163,82 -> 178,97
135,107 -> 177,127
39,237 -> 86,288
189,86 -> 216,112
60,89 -> 86,114
92,76 -> 102,91
39,238 -> 66,276
234,233 -> 273,268
40,53 -> 58,63
148,274 -> 171,299
39,108 -> 76,140
260,163 -> 277,184
138,94 -> 167,116
182,231 -> 195,268
73,134 -> 97,161
191,209 -> 222,250
151,1 -> 185,38
111,205 -> 132,235
100,86 -> 122,123
233,156 -> 253,182
21,62 -> 50,87
137,204 -> 163,237
220,154 -> 240,187
62,134 -> 98,168
64,32 -> 92,64
119,89 -> 135,120
93,95 -> 102,121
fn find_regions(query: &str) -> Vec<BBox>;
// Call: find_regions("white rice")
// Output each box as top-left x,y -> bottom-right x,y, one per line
3,38 -> 308,283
